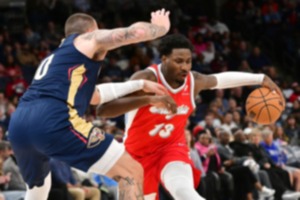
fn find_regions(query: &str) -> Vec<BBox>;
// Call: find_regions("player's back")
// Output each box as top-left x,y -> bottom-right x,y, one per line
124,64 -> 196,157
20,34 -> 102,116
9,34 -> 103,142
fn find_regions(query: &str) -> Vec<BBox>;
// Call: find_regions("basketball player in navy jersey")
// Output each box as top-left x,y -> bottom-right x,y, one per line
8,9 -> 176,200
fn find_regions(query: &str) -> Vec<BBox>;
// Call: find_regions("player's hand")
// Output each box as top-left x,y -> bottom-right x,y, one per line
262,75 -> 286,111
151,8 -> 170,35
143,80 -> 168,95
149,95 -> 177,114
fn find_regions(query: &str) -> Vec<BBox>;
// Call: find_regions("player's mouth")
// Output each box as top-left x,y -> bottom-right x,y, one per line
180,72 -> 188,78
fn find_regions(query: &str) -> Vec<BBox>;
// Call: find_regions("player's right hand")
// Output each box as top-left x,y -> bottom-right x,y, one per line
143,80 -> 169,95
262,75 -> 286,111
151,8 -> 170,35
149,95 -> 177,114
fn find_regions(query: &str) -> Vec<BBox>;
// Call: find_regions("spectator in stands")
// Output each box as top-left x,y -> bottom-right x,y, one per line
291,100 -> 300,122
273,125 -> 289,145
247,46 -> 271,72
248,128 -> 300,200
284,115 -> 300,146
0,141 -> 25,200
198,111 -> 221,138
185,129 -> 205,176
209,18 -> 230,35
5,68 -> 28,99
50,159 -> 100,200
20,25 -> 41,48
42,21 -> 63,51
218,129 -> 275,200
2,142 -> 25,191
16,43 -> 39,67
0,126 -> 5,141
0,109 -> 9,131
221,112 -> 238,135
289,84 -> 300,103
92,173 -> 118,200
195,129 -> 234,200
260,128 -> 300,191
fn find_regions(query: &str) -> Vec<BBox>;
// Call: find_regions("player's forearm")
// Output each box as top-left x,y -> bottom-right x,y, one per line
84,22 -> 167,52
96,96 -> 151,118
211,72 -> 265,89
125,22 -> 168,41
101,22 -> 167,50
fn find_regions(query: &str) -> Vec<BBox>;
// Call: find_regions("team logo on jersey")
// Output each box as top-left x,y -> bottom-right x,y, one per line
87,127 -> 105,148
149,105 -> 189,120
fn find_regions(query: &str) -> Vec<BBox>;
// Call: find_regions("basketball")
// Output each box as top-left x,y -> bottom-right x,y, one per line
246,87 -> 284,125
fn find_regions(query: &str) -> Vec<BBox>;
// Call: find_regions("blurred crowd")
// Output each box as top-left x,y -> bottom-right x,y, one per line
0,0 -> 299,199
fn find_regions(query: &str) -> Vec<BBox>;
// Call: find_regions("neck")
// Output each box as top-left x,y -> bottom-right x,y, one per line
161,64 -> 183,89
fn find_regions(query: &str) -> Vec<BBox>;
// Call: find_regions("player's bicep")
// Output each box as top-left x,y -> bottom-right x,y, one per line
193,71 -> 217,91
90,89 -> 100,105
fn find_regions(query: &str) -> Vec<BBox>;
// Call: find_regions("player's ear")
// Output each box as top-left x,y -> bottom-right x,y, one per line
161,55 -> 167,62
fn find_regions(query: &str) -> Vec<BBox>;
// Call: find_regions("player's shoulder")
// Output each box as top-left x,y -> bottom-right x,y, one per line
191,70 -> 205,80
131,68 -> 157,82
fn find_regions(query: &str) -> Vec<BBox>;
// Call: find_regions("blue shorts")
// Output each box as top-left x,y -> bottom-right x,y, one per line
8,99 -> 115,188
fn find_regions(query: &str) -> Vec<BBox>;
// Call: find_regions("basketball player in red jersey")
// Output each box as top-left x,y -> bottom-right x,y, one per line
97,34 -> 284,200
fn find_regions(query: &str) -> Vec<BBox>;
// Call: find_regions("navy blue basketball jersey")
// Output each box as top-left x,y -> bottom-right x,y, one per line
21,34 -> 102,116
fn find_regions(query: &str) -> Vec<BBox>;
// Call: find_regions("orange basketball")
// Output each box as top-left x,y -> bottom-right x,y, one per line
246,87 -> 284,125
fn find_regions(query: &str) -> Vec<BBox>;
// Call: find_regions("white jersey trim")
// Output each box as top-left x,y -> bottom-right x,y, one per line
87,140 -> 125,174
144,193 -> 157,200
147,67 -> 157,78
124,109 -> 139,143
158,64 -> 186,94
190,72 -> 196,109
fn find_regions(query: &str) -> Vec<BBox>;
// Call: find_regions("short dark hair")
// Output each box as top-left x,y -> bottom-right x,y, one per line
64,13 -> 96,37
158,34 -> 193,57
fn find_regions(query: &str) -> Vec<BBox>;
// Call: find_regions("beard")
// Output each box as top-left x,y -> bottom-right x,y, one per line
175,78 -> 185,85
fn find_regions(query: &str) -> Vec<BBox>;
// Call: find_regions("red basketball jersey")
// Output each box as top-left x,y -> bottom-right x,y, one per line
124,64 -> 196,157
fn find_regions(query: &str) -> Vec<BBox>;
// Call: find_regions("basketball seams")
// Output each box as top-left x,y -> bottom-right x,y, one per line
246,97 -> 281,111
265,104 -> 282,113
247,95 -> 280,99
257,88 -> 272,123
246,87 -> 282,124
255,105 -> 266,122
247,89 -> 272,99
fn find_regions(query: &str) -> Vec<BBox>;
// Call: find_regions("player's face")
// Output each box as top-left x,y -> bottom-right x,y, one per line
162,49 -> 192,85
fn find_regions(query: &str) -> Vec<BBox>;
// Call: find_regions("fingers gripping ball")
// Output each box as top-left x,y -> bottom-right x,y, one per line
246,87 -> 284,125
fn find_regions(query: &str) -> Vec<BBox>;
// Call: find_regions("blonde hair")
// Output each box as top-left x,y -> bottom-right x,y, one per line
261,128 -> 273,139
64,13 -> 96,37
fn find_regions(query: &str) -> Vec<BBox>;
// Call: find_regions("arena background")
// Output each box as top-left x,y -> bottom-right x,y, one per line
0,0 -> 300,200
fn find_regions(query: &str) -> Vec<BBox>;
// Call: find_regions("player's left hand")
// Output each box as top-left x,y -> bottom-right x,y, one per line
149,95 -> 177,114
143,80 -> 168,95
261,75 -> 286,111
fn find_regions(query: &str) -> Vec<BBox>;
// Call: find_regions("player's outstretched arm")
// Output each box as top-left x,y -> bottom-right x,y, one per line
90,79 -> 168,105
193,71 -> 285,106
97,95 -> 177,117
77,9 -> 170,57
96,69 -> 177,117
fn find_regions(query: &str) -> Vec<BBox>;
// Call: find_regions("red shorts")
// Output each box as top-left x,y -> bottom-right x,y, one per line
131,145 -> 201,198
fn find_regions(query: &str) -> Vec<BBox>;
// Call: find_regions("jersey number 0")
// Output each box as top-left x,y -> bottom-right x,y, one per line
34,54 -> 55,80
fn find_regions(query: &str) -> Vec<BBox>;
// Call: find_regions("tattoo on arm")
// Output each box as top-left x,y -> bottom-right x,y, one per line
80,22 -> 166,51
113,175 -> 144,200
149,24 -> 157,37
